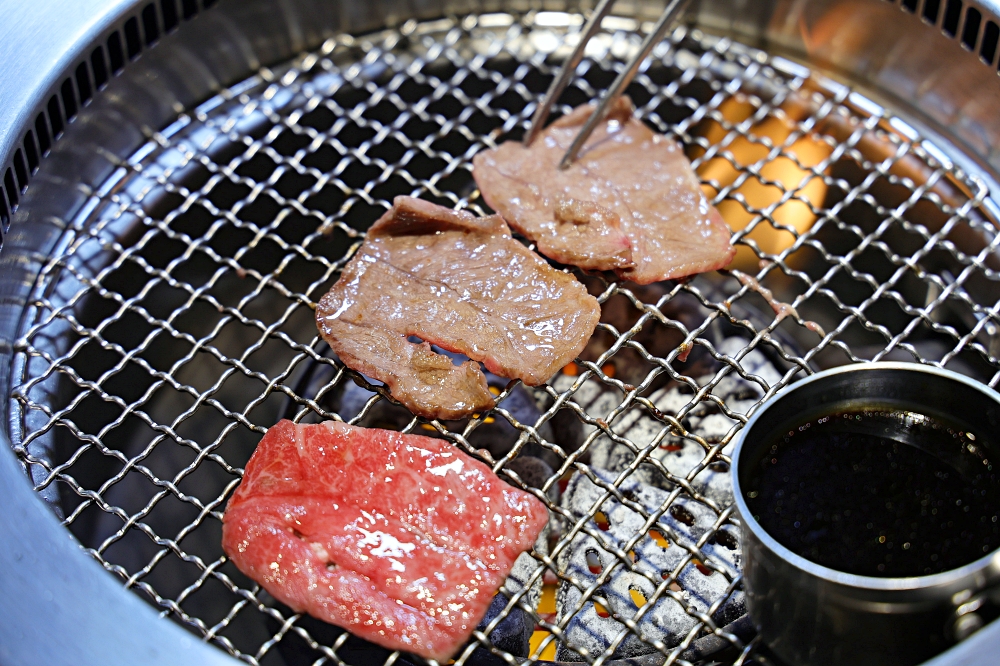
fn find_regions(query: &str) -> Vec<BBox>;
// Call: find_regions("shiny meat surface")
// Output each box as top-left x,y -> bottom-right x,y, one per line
221,420 -> 549,661
473,97 -> 735,283
316,196 -> 601,420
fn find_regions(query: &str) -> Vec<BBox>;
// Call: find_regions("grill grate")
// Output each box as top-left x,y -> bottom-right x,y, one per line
9,9 -> 1000,666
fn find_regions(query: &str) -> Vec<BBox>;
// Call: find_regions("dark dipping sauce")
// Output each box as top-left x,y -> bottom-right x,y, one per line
743,408 -> 1000,577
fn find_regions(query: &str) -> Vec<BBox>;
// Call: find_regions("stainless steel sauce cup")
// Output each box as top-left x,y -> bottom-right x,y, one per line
732,363 -> 1000,666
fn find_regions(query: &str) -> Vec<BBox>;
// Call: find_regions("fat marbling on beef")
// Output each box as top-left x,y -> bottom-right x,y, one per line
316,196 -> 601,420
221,420 -> 548,661
473,97 -> 735,283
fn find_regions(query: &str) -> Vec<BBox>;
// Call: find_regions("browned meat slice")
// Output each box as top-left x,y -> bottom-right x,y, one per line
316,196 -> 601,420
473,97 -> 735,284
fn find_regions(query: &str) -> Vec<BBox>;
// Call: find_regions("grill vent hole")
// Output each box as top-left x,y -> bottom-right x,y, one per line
944,0 -> 963,36
981,20 -> 999,63
142,4 -> 161,45
33,114 -> 51,155
0,0 -> 213,266
161,0 -> 179,32
124,17 -> 142,58
59,79 -> 77,120
3,169 -> 17,208
91,48 -> 109,88
46,96 -> 63,136
924,0 -> 942,23
107,31 -> 125,72
23,132 -> 39,173
963,7 -> 982,50
75,62 -> 92,104
11,151 -> 27,191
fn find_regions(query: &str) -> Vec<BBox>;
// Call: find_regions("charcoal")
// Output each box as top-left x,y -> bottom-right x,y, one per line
554,468 -> 743,661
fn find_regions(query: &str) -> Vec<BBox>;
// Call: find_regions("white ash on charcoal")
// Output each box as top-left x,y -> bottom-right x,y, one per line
553,469 -> 743,661
584,338 -> 787,507
586,385 -> 728,505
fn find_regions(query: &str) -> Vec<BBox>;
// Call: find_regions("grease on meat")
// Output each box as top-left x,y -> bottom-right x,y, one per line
315,196 -> 601,420
473,97 -> 735,283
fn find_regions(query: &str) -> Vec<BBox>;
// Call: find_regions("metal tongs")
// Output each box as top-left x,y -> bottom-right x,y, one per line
524,0 -> 691,169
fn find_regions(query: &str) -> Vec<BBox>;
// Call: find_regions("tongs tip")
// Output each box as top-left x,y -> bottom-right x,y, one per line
524,0 -> 691,168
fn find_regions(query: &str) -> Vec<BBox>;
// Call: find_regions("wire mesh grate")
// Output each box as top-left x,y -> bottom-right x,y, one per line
9,9 -> 1000,666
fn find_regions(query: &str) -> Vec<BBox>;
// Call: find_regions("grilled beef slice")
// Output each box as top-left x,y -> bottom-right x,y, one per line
315,196 -> 601,420
473,97 -> 735,283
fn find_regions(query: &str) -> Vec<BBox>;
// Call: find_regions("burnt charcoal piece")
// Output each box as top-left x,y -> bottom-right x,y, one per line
584,338 -> 784,505
468,592 -> 532,664
504,456 -> 557,500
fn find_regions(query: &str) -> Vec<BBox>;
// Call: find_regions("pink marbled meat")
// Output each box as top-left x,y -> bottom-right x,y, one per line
221,420 -> 549,661
473,97 -> 735,283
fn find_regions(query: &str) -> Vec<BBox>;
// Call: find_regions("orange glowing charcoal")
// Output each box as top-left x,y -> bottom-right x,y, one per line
693,560 -> 713,576
595,602 -> 611,618
630,588 -> 648,608
529,630 -> 558,661
691,93 -> 832,270
649,529 -> 669,548
562,361 -> 579,376
538,582 -> 557,615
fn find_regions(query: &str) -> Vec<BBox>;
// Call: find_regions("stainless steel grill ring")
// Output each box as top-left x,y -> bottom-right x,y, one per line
4,1 -> 1000,664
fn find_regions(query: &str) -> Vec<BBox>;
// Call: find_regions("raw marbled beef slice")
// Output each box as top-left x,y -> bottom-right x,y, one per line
222,420 -> 549,661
